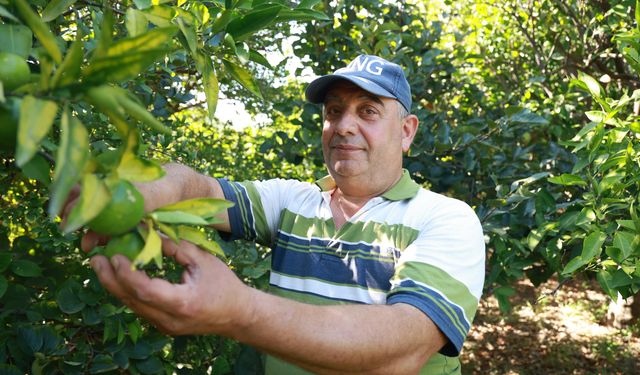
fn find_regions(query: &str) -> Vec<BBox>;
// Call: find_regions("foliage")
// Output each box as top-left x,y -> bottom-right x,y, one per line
2,0 -> 640,373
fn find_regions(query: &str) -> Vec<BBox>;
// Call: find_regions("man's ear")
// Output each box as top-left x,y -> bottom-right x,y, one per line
401,115 -> 419,152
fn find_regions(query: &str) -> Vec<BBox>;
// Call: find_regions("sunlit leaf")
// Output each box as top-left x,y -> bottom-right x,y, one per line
125,8 -> 149,37
63,174 -> 110,234
13,0 -> 62,63
134,220 -> 162,268
177,225 -> 226,259
83,26 -> 177,84
150,211 -> 209,225
297,0 -> 322,9
175,16 -> 197,53
16,96 -> 58,167
202,58 -> 219,119
613,231 -> 637,260
51,31 -> 83,88
155,198 -> 233,218
116,129 -> 165,182
580,231 -> 606,262
275,7 -> 330,22
547,174 -> 587,186
222,59 -> 262,98
42,0 -> 78,22
48,109 -> 89,219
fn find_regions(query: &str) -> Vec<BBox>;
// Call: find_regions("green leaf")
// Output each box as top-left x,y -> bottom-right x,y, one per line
637,0 -> 640,30
48,109 -> 89,220
115,89 -> 170,134
55,281 -> 85,314
51,31 -> 84,88
13,0 -> 62,63
578,72 -> 602,98
155,198 -> 233,218
125,8 -> 149,37
150,211 -> 209,225
202,57 -> 219,120
613,231 -> 636,260
83,26 -> 178,84
223,58 -> 262,98
226,4 -> 281,40
41,0 -> 78,22
0,24 -> 32,58
63,174 -> 110,234
0,5 -> 20,23
156,222 -> 179,242
141,5 -> 176,27
11,259 -> 42,277
116,129 -> 166,182
297,0 -> 322,9
580,230 -> 606,262
0,275 -> 7,299
175,16 -> 197,53
16,96 -> 58,167
547,174 -> 587,186
561,256 -> 585,276
275,7 -> 331,22
20,153 -> 51,186
177,225 -> 226,259
134,220 -> 162,268
0,253 -> 11,272
249,49 -> 272,68
85,85 -> 131,136
210,8 -> 233,33
89,354 -> 118,374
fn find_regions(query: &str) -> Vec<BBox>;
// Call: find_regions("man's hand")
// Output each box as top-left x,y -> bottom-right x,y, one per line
91,237 -> 253,336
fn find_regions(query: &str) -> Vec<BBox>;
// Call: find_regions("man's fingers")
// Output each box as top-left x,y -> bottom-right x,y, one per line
90,255 -> 178,330
81,231 -> 110,252
160,237 -> 210,267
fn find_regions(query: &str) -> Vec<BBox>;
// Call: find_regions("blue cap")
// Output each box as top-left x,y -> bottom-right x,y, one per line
305,55 -> 412,112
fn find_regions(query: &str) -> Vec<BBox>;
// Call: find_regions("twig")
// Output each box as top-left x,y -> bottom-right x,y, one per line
535,277 -> 571,304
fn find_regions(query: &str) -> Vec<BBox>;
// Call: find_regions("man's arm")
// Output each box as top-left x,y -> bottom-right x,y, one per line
92,238 -> 446,375
136,163 -> 230,232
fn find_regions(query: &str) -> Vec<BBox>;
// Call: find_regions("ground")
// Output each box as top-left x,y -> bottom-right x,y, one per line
460,277 -> 640,374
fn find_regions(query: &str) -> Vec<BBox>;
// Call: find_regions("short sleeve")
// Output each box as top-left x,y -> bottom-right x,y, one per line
217,178 -> 319,246
386,197 -> 485,356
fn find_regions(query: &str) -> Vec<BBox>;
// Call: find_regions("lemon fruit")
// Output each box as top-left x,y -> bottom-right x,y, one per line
0,52 -> 30,92
87,180 -> 145,236
103,231 -> 145,261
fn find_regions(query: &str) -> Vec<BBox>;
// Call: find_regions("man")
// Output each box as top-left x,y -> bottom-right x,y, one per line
75,55 -> 485,374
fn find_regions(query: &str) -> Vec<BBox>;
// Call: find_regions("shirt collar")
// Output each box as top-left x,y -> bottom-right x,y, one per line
315,169 -> 420,201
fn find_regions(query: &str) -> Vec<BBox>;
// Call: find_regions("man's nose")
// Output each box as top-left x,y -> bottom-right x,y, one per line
334,110 -> 358,136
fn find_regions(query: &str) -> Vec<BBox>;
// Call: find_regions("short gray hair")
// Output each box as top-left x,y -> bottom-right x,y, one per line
398,101 -> 410,119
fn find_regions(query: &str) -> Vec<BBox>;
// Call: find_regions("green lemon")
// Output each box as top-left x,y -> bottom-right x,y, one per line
87,180 -> 145,236
0,52 -> 30,92
103,231 -> 145,261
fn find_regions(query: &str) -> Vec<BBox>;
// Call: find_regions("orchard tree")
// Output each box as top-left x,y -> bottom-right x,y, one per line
0,0 -> 328,373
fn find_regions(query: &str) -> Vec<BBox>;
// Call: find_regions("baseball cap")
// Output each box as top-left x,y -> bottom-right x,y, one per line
305,55 -> 412,112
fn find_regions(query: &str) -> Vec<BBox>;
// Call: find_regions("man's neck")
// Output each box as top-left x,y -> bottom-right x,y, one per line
329,171 -> 403,228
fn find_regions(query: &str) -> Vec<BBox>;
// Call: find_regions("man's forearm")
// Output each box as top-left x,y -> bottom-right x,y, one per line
230,287 -> 446,374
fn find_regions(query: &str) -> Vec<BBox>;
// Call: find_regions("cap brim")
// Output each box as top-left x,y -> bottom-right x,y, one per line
305,73 -> 397,104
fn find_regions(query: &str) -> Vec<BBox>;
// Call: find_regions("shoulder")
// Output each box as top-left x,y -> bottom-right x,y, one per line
408,188 -> 480,228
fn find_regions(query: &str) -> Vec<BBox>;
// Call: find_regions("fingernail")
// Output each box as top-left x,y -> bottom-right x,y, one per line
111,256 -> 119,270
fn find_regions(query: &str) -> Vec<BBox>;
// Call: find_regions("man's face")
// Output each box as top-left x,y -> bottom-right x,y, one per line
321,81 -> 415,192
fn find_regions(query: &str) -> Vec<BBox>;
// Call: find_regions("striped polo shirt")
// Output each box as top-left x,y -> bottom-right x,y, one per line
218,170 -> 485,374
